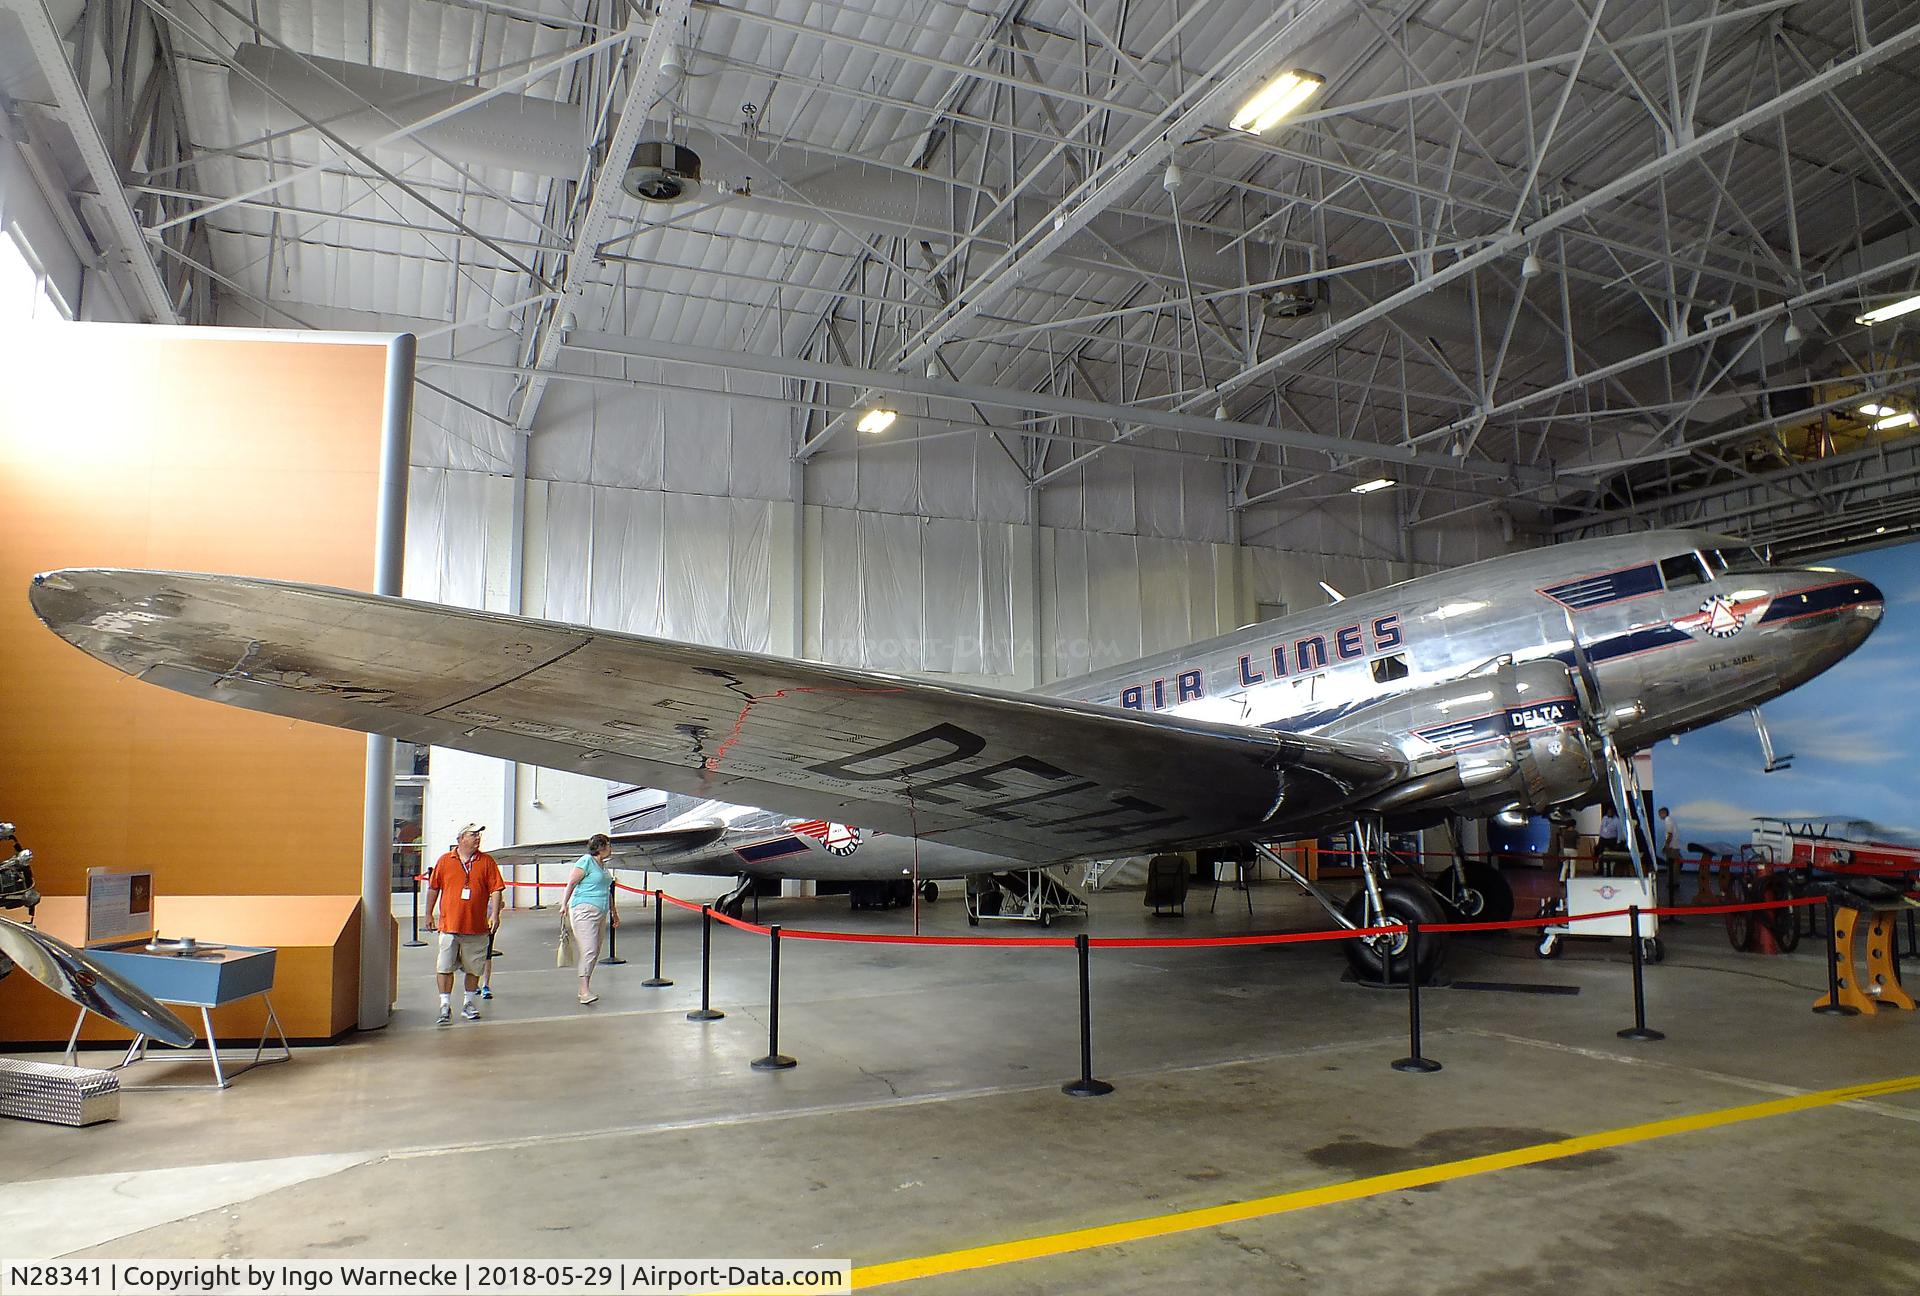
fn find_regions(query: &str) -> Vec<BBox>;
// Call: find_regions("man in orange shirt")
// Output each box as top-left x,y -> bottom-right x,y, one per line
424,823 -> 505,1025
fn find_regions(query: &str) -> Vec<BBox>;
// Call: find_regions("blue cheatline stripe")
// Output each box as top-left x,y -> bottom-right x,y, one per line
736,836 -> 809,863
1759,582 -> 1874,623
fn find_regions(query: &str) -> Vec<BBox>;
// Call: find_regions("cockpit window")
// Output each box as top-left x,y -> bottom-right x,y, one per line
1660,553 -> 1709,590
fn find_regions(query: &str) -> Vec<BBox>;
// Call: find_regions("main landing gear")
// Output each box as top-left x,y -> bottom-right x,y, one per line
1255,816 -> 1447,984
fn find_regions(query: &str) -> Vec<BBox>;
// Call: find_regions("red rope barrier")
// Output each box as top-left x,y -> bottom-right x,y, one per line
470,880 -> 1830,952
710,909 -> 773,937
780,928 -> 1077,948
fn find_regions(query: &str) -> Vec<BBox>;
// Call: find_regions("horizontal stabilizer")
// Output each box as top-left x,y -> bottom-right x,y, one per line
489,824 -> 727,864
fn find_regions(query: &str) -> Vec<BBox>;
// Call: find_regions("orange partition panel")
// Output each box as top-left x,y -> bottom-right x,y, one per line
0,895 -> 367,1043
0,324 -> 392,900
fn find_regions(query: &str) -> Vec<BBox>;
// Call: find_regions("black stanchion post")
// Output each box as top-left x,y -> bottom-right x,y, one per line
1906,909 -> 1918,961
1391,922 -> 1442,1073
1815,895 -> 1860,1017
687,904 -> 724,1021
1062,933 -> 1113,1097
1617,906 -> 1665,1041
532,862 -> 543,911
602,883 -> 627,966
403,875 -> 426,947
643,893 -> 672,988
752,925 -> 797,1071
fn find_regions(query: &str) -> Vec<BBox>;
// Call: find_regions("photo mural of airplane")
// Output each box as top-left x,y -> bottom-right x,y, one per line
30,528 -> 1883,979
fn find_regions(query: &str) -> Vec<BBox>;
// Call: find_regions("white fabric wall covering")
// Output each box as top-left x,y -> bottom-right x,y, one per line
589,485 -> 664,632
1037,432 -> 1231,543
533,481 -> 775,651
541,479 -> 593,623
1241,546 -> 1421,624
1044,529 -> 1223,679
405,333 -> 521,474
808,507 -> 1016,676
525,357 -> 794,503
403,466 -> 497,607
808,422 -> 1030,523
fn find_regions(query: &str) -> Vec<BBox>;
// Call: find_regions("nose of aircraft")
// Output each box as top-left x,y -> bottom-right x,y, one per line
1820,568 -> 1883,655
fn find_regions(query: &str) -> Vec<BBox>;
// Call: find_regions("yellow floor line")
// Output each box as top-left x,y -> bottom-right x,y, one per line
852,1072 -> 1920,1289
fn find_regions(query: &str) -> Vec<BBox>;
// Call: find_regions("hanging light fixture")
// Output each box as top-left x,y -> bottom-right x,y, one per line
1856,292 -> 1920,325
1230,69 -> 1324,134
857,408 -> 898,435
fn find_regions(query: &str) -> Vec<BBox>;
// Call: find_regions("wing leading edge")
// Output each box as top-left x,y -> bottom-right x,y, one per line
30,569 -> 1405,862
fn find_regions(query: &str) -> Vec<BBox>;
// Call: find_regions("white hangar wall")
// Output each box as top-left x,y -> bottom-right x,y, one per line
401,375 -> 1512,855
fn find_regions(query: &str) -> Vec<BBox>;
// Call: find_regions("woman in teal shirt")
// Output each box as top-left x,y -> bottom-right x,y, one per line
562,834 -> 619,1004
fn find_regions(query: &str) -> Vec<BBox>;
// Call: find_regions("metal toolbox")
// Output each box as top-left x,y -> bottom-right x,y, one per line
0,1057 -> 120,1126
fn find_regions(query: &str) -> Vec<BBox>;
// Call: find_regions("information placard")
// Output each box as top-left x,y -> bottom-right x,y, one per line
84,868 -> 155,947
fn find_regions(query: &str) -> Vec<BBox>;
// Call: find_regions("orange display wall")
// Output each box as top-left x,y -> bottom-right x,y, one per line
4,897 -> 385,1045
0,323 -> 410,1041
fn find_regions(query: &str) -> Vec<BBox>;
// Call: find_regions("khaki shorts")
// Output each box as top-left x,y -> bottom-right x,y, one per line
436,931 -> 490,976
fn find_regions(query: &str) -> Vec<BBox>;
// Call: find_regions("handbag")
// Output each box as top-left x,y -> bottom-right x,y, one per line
556,913 -> 578,968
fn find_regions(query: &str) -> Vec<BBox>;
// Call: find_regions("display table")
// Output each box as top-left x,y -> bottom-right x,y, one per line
0,895 -> 371,1046
63,941 -> 289,1090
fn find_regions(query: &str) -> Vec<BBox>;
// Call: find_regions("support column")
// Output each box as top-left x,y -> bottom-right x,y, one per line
359,332 -> 413,1031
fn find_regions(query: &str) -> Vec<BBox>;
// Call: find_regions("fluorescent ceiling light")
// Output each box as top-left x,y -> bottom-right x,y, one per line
1874,411 -> 1918,431
1856,293 -> 1920,325
1230,69 -> 1324,134
1859,403 -> 1894,418
856,408 -> 897,434
1350,477 -> 1395,494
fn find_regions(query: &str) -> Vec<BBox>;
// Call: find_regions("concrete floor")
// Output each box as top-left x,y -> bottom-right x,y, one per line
5,873 -> 1920,1293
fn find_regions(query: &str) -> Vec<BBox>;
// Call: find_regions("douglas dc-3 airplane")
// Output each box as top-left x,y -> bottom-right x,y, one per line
30,528 -> 1882,980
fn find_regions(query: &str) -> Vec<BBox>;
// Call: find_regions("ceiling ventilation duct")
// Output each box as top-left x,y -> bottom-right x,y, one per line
227,43 -> 588,181
621,141 -> 701,203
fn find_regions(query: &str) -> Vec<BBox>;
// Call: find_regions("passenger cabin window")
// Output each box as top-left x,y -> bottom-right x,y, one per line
1659,553 -> 1709,590
1371,653 -> 1409,684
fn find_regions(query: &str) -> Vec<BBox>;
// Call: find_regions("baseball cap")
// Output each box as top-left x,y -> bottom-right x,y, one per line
456,823 -> 486,837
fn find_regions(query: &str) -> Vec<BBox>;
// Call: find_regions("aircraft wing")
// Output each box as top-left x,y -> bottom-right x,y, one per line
31,570 -> 1405,863
490,825 -> 729,865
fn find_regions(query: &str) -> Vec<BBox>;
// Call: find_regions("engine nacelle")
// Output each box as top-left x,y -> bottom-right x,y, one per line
1322,658 -> 1601,820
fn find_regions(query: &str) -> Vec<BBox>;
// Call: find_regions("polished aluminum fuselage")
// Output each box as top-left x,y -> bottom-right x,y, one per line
1045,528 -> 1881,794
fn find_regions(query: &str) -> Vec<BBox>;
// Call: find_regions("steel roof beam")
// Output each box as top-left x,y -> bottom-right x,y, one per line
513,0 -> 692,433
1,0 -> 177,322
1216,20 -> 1920,407
562,327 -> 1549,485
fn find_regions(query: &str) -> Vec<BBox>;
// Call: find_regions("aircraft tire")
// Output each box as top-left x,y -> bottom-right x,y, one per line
1763,875 -> 1802,953
1444,860 -> 1514,925
921,881 -> 938,902
1342,880 -> 1446,983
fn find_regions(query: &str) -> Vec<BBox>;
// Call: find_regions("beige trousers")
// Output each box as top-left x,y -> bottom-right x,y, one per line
569,904 -> 605,979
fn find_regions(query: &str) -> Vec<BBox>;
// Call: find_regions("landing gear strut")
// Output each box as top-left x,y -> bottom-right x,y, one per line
1253,817 -> 1448,983
1438,815 -> 1514,923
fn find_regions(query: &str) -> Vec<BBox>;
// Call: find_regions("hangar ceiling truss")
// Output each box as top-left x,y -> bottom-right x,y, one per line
5,0 -> 1920,553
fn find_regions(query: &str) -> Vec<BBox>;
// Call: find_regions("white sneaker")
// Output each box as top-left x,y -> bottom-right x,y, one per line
436,1006 -> 451,1026
579,992 -> 599,1005
460,1002 -> 481,1020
